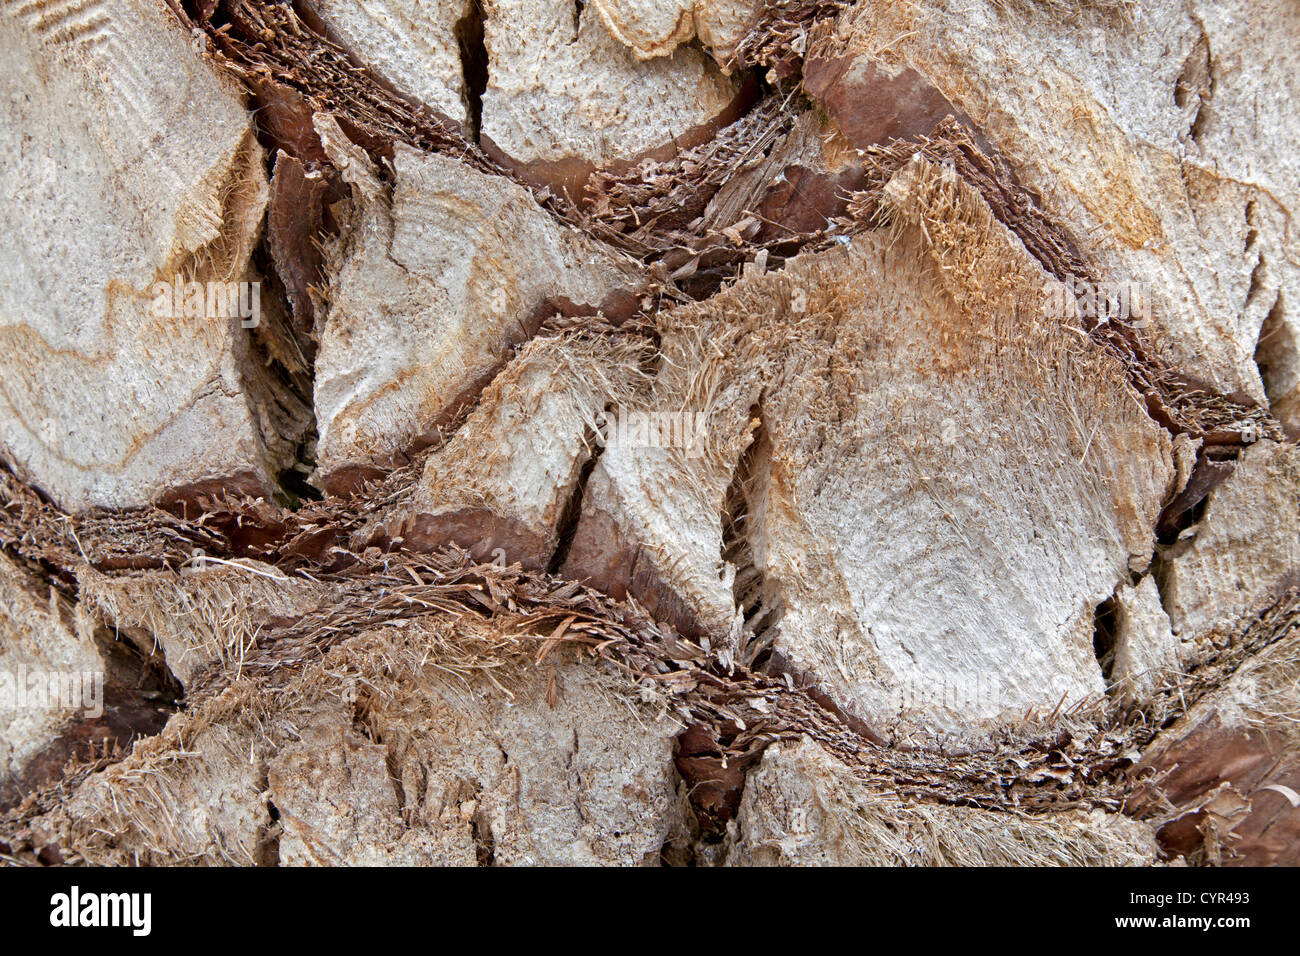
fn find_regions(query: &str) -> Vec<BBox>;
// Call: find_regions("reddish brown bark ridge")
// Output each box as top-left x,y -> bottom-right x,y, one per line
562,508 -> 708,639
377,509 -> 554,571
804,54 -> 972,149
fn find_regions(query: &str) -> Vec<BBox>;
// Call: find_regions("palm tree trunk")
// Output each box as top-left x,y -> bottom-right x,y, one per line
1,0 -> 1298,866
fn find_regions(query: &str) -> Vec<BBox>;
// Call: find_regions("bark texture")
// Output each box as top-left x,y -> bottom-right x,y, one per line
1,0 -> 1298,867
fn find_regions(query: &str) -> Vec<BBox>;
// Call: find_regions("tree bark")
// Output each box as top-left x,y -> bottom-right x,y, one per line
1,0 -> 1298,866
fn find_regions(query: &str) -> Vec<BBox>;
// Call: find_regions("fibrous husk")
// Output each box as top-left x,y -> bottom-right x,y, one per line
75,561 -> 330,688
726,737 -> 1159,866
18,615 -> 686,866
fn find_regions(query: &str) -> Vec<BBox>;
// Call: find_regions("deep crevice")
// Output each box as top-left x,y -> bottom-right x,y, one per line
1255,291 -> 1297,429
548,425 -> 603,575
260,796 -> 282,866
469,804 -> 496,865
454,0 -> 488,142
720,404 -> 782,668
243,238 -> 319,508
1245,253 -> 1267,312
1175,30 -> 1213,145
0,620 -> 182,812
277,440 -> 323,507
1156,455 -> 1235,543
673,722 -> 751,844
1093,594 -> 1119,685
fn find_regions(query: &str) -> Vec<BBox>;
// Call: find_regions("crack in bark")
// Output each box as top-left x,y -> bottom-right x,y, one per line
547,426 -> 603,576
453,0 -> 488,142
